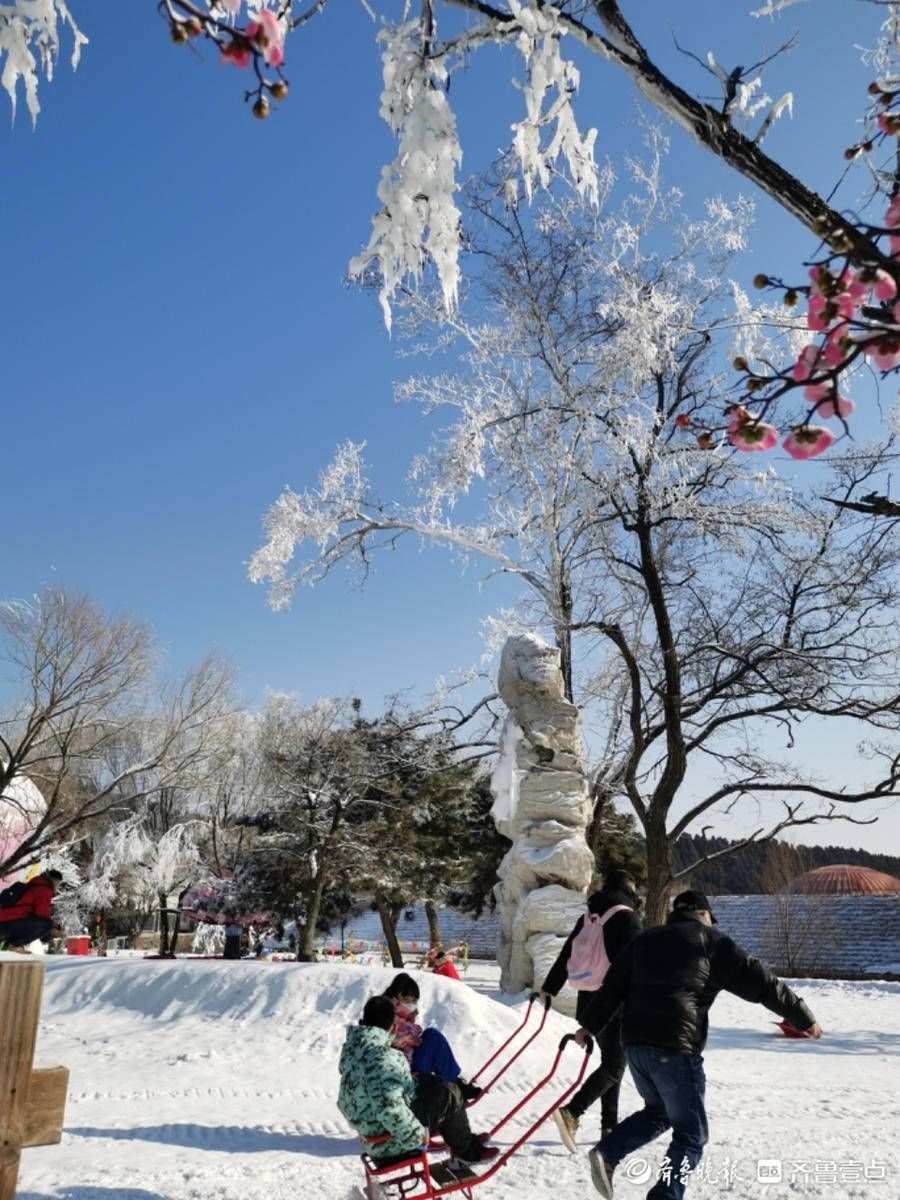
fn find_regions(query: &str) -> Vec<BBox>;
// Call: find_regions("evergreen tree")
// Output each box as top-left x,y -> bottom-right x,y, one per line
588,793 -> 647,891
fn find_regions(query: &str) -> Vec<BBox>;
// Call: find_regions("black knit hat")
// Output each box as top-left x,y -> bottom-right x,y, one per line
672,889 -> 718,924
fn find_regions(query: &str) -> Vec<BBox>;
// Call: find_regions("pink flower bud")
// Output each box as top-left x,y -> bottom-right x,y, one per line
783,425 -> 836,460
873,270 -> 898,301
728,421 -> 779,451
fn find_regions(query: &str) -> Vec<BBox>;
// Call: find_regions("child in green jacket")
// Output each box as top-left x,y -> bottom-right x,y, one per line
338,996 -> 496,1166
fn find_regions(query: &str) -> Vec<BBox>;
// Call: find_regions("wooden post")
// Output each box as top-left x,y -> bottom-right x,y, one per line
0,957 -> 69,1200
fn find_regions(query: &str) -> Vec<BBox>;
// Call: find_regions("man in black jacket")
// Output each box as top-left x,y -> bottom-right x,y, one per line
539,869 -> 642,1149
576,889 -> 822,1200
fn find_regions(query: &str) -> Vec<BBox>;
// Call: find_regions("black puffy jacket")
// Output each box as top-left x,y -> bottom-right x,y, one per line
541,885 -> 643,1024
580,910 -> 816,1054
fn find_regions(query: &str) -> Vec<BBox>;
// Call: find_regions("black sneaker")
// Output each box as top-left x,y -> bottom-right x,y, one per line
453,1140 -> 499,1165
458,1079 -> 483,1102
588,1147 -> 615,1198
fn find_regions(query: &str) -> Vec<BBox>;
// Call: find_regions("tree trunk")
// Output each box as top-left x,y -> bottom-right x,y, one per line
157,892 -> 174,956
424,899 -> 441,949
297,866 -> 328,961
376,895 -> 405,967
643,819 -> 674,928
554,578 -> 574,703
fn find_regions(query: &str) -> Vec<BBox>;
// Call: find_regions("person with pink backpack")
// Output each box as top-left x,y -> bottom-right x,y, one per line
538,869 -> 642,1151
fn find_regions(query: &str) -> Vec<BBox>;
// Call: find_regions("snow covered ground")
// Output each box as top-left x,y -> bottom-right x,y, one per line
16,957 -> 900,1200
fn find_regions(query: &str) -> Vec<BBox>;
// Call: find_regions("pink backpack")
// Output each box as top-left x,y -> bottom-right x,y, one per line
566,905 -> 633,991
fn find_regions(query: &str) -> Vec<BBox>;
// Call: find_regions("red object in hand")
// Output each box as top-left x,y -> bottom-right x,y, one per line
775,1020 -> 812,1039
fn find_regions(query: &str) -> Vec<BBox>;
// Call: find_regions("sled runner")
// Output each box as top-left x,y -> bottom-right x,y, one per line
358,1032 -> 594,1200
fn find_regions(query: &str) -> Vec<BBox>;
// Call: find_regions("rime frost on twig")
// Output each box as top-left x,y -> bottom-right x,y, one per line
508,0 -> 598,205
749,0 -> 807,17
0,0 -> 86,125
350,21 -> 463,332
753,91 -> 792,144
252,159 -> 807,619
729,280 -> 807,366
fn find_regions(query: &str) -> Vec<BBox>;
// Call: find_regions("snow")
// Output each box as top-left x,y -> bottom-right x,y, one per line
16,957 -> 900,1199
490,718 -> 524,826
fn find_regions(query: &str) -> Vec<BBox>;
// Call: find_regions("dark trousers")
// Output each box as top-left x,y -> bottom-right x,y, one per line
0,916 -> 52,946
411,1073 -> 479,1160
567,1013 -> 625,1127
411,1029 -> 462,1083
599,1044 -> 708,1200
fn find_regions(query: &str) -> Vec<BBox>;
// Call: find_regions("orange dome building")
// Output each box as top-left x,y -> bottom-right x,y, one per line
790,864 -> 900,896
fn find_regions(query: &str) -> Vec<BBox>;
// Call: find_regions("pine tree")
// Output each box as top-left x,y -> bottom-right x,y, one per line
588,793 -> 646,891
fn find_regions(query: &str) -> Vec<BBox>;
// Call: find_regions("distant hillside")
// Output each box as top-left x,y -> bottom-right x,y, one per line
670,833 -> 900,894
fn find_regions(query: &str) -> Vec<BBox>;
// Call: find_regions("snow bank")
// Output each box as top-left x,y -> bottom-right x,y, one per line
19,961 -> 900,1200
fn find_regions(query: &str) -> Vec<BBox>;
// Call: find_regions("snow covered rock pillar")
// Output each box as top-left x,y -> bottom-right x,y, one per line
490,635 -> 594,1006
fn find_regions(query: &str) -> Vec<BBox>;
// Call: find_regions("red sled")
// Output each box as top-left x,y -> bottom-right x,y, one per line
359,1029 -> 594,1200
774,1020 -> 812,1039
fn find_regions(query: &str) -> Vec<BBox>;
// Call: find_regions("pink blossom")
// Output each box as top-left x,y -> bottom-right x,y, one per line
246,9 -> 284,66
807,296 -> 831,331
792,344 -> 820,381
726,404 -> 749,433
834,292 -> 858,320
221,43 -> 251,68
861,334 -> 900,370
878,113 -> 900,135
842,271 -> 868,304
894,299 -> 900,324
873,270 -> 898,301
783,425 -> 836,460
809,268 -> 865,304
728,421 -> 779,452
804,380 -> 853,419
872,341 -> 900,371
816,396 -> 854,420
887,196 -> 900,228
891,235 -> 900,259
822,329 -> 848,367
803,383 -> 832,403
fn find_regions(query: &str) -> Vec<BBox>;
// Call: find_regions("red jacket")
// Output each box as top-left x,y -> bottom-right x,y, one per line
432,959 -> 460,981
0,876 -> 55,922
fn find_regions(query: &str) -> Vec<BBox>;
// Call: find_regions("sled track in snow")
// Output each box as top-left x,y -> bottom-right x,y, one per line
69,1084 -> 339,1105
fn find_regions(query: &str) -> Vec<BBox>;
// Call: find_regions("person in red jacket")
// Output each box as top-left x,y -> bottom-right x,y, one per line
430,948 -> 461,981
0,870 -> 62,949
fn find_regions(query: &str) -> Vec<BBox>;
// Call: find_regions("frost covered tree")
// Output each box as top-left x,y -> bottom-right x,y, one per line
0,587 -> 235,880
8,2 -> 900,458
251,161 -> 900,925
242,695 -> 415,960
240,692 -> 494,959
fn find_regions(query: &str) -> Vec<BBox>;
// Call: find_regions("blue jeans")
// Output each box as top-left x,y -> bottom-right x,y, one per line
597,1044 -> 708,1200
411,1028 -> 461,1082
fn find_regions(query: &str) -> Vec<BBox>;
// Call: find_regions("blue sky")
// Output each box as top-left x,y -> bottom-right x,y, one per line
4,1 -> 898,853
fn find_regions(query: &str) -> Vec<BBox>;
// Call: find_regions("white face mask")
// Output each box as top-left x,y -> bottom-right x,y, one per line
400,1001 -> 418,1014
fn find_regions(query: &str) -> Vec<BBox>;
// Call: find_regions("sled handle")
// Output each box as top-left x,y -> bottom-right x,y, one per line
529,991 -> 552,1011
559,1032 -> 594,1055
470,991 -> 549,1087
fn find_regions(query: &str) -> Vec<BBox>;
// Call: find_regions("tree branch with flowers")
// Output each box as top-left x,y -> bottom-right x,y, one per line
7,0 -> 900,478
